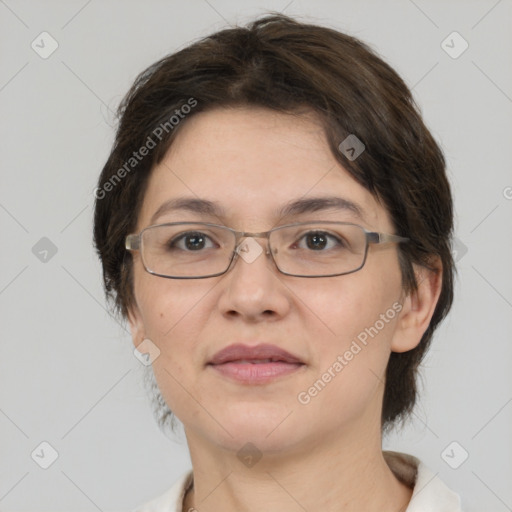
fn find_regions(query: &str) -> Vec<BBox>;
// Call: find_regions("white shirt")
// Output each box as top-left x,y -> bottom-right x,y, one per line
132,451 -> 462,512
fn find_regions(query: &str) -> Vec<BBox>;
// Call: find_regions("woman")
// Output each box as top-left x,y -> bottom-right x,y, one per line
94,14 -> 462,512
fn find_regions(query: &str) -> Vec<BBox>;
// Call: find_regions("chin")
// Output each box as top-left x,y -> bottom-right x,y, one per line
207,402 -> 303,452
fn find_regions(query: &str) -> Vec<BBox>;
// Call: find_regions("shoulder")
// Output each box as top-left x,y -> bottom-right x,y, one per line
131,470 -> 193,512
384,450 -> 463,512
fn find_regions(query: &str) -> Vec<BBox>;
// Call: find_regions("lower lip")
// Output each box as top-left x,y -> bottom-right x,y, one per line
209,361 -> 304,384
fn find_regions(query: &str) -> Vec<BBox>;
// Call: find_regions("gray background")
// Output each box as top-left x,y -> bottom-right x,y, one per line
1,0 -> 511,511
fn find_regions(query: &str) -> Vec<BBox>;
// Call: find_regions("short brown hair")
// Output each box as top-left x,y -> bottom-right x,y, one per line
93,13 -> 454,432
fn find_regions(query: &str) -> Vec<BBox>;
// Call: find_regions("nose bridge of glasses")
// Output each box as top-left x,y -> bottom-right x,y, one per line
234,230 -> 272,256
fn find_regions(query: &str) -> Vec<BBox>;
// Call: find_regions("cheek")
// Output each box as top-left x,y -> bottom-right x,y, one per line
287,263 -> 404,411
136,274 -> 213,341
136,277 -> 218,419
292,276 -> 402,427
135,274 -> 227,361
287,269 -> 401,347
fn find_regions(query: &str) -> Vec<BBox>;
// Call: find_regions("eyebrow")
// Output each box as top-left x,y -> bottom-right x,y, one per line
149,195 -> 366,225
150,197 -> 227,225
279,196 -> 365,221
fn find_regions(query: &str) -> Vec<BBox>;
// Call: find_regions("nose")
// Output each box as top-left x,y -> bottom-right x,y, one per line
216,236 -> 291,322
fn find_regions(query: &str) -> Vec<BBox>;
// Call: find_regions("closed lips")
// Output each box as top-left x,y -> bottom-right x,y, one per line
235,358 -> 287,363
208,344 -> 304,365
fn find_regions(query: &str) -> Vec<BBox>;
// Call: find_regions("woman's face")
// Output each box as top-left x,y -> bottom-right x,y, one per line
128,107 -> 417,455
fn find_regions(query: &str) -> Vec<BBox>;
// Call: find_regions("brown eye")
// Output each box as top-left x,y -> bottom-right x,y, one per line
296,231 -> 345,251
171,232 -> 214,251
306,232 -> 328,250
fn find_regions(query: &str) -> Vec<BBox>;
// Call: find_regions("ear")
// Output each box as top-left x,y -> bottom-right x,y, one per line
391,258 -> 443,353
127,301 -> 146,349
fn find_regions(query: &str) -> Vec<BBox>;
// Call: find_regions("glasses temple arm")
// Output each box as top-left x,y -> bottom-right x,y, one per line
368,232 -> 409,244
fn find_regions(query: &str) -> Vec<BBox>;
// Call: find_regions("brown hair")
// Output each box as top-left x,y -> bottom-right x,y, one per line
93,13 -> 454,432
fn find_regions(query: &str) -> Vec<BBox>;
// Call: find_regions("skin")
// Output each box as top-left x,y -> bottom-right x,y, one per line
127,107 -> 442,512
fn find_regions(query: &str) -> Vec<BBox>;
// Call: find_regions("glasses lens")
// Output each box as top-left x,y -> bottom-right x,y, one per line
141,224 -> 235,277
270,223 -> 367,276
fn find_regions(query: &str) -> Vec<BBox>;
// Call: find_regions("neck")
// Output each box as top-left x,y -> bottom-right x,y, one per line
182,424 -> 412,512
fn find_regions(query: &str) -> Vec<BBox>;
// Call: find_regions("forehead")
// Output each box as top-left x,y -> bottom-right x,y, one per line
137,107 -> 391,231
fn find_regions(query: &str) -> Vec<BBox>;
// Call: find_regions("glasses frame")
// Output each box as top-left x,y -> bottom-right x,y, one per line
125,221 -> 409,279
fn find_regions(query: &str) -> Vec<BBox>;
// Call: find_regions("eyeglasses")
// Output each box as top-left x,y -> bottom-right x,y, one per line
125,221 -> 409,279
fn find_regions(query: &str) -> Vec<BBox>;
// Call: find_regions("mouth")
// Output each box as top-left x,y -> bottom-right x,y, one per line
207,344 -> 305,384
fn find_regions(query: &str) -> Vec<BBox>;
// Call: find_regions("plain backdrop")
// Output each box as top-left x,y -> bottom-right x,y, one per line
1,1 -> 511,511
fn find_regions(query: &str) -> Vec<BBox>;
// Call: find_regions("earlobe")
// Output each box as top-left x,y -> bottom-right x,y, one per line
127,302 -> 146,349
391,260 -> 443,353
